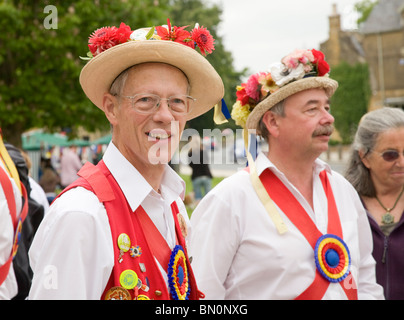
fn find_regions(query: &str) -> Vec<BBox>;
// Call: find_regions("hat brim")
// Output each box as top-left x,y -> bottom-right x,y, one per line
79,40 -> 224,120
246,77 -> 338,131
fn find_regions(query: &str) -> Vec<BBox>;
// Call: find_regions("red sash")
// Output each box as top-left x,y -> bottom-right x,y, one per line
259,168 -> 358,300
0,166 -> 28,286
61,161 -> 201,300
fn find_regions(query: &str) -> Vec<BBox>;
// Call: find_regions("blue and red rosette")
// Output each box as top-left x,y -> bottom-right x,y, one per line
314,234 -> 351,283
168,245 -> 191,300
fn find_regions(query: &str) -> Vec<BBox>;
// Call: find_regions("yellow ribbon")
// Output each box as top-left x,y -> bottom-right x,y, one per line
0,133 -> 22,194
213,102 -> 229,125
243,128 -> 288,234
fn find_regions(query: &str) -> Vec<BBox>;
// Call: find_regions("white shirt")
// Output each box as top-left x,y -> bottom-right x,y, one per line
0,161 -> 22,300
28,142 -> 190,300
189,152 -> 384,300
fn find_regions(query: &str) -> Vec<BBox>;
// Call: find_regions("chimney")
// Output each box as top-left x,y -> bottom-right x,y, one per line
328,3 -> 341,67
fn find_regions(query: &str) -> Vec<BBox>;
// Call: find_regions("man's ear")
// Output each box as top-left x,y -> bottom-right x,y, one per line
261,110 -> 280,138
103,93 -> 119,126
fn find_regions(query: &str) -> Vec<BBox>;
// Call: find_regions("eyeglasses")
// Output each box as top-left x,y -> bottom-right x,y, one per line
379,150 -> 404,162
118,93 -> 195,116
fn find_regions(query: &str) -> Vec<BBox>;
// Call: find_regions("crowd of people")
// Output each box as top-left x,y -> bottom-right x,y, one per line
1,19 -> 403,301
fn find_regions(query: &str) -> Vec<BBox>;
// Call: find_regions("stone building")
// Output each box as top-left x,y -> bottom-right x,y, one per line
320,0 -> 404,110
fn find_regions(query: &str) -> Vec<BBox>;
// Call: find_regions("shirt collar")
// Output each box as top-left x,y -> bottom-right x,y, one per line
255,152 -> 332,178
103,142 -> 185,211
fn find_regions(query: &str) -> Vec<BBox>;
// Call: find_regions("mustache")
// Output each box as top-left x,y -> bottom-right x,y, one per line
312,125 -> 334,137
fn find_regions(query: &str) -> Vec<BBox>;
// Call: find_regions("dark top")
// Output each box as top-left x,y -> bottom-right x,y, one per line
365,205 -> 404,300
188,148 -> 212,180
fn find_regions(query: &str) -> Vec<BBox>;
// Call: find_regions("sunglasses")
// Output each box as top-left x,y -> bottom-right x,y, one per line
379,150 -> 404,162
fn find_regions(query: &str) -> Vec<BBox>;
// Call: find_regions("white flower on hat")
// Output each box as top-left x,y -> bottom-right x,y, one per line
270,62 -> 305,87
130,28 -> 149,40
130,27 -> 161,41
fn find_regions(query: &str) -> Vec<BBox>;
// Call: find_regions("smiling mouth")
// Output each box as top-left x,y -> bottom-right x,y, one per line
146,131 -> 172,141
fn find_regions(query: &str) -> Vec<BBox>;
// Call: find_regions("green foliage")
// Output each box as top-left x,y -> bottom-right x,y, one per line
355,0 -> 378,26
0,0 -> 169,146
0,0 -> 243,147
330,62 -> 371,143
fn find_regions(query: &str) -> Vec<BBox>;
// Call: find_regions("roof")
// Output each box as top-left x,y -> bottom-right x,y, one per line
360,0 -> 404,34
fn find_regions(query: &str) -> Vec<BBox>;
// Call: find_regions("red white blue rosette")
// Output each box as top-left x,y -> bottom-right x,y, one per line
168,245 -> 190,300
314,234 -> 351,283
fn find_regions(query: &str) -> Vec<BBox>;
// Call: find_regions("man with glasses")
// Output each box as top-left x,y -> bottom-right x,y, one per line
189,49 -> 384,299
28,21 -> 223,300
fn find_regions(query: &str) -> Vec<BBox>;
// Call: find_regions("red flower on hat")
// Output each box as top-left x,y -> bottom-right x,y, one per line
156,19 -> 194,48
236,85 -> 250,106
116,22 -> 132,44
88,23 -> 132,57
191,26 -> 215,56
311,49 -> 330,76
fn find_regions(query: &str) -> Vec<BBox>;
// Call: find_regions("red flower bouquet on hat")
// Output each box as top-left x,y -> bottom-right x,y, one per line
231,72 -> 278,128
231,48 -> 331,128
156,20 -> 215,56
271,49 -> 330,86
81,19 -> 215,60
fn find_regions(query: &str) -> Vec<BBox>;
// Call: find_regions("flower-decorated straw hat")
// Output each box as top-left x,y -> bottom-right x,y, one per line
231,49 -> 338,133
80,20 -> 224,120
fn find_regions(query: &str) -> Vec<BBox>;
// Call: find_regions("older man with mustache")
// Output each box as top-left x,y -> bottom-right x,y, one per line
189,49 -> 384,300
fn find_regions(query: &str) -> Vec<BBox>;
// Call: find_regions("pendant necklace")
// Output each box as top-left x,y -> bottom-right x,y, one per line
375,186 -> 404,225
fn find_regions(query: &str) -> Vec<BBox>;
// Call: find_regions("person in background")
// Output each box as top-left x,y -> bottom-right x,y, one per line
188,135 -> 213,204
59,145 -> 82,188
20,151 -> 49,213
38,163 -> 60,206
190,48 -> 384,300
345,107 -> 404,299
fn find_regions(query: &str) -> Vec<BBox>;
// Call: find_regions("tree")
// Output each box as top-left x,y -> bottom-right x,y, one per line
0,0 -> 169,147
0,0 -> 244,148
355,0 -> 378,26
331,62 -> 371,143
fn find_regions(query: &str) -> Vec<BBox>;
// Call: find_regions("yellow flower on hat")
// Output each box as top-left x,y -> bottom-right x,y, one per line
231,100 -> 251,128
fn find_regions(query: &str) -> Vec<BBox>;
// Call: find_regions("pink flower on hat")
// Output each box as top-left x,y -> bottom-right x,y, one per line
245,72 -> 267,102
282,49 -> 314,73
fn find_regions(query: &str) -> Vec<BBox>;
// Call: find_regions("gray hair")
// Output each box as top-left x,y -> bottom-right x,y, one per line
345,107 -> 404,197
258,99 -> 286,141
110,67 -> 131,96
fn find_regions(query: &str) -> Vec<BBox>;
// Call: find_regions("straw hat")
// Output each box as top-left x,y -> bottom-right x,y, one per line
246,77 -> 337,131
79,22 -> 224,121
231,49 -> 338,133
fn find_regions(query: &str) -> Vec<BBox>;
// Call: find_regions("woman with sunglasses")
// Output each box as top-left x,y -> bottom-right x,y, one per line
345,107 -> 404,299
